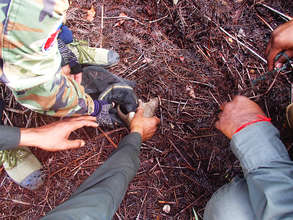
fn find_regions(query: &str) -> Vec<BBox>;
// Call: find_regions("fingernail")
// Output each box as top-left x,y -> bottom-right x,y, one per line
81,141 -> 85,147
276,63 -> 283,69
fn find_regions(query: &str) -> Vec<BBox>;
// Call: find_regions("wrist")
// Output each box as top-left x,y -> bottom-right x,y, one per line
130,127 -> 143,136
233,114 -> 271,135
19,128 -> 40,147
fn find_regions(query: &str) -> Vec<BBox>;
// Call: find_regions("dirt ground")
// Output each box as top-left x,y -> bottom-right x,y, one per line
1,0 -> 293,219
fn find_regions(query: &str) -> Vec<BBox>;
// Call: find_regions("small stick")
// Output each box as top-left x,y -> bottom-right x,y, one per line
246,69 -> 256,97
220,53 -> 236,79
3,111 -> 13,126
136,193 -> 148,220
264,99 -> 271,118
94,127 -> 127,140
201,13 -> 267,63
259,3 -> 292,21
169,139 -> 195,171
126,63 -> 148,78
207,150 -> 215,172
189,134 -> 218,139
219,26 -> 267,64
149,15 -> 168,24
100,5 -> 104,48
209,90 -> 221,107
97,15 -> 145,26
158,201 -> 177,204
196,45 -> 212,64
264,70 -> 281,95
291,83 -> 293,104
181,172 -> 201,186
71,152 -> 102,173
158,96 -> 164,135
1,198 -> 31,206
120,53 -> 144,76
156,157 -> 168,182
81,127 -> 90,140
189,80 -> 215,88
5,107 -> 26,114
97,126 -> 118,148
174,193 -> 207,217
256,14 -> 274,31
174,190 -> 179,207
25,111 -> 33,128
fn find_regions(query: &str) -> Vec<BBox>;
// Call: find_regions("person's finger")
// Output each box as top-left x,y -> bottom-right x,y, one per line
218,111 -> 223,120
74,73 -> 82,84
75,116 -> 97,122
215,120 -> 220,130
138,99 -> 143,108
84,120 -> 99,128
61,64 -> 71,76
64,139 -> 85,150
135,106 -> 144,117
153,116 -> 161,125
68,116 -> 97,122
267,48 -> 282,71
67,120 -> 98,132
220,102 -> 227,111
274,50 -> 293,67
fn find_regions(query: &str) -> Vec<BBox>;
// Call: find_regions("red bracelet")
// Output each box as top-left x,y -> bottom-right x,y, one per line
233,115 -> 272,135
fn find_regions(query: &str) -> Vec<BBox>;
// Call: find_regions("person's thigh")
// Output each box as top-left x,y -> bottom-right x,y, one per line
204,177 -> 256,220
0,0 -> 94,116
13,73 -> 92,116
0,0 -> 68,90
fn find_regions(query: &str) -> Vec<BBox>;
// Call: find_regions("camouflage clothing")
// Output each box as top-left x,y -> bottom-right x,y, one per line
0,0 -> 94,116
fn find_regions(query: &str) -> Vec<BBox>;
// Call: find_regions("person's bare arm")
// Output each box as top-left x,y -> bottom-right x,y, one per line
19,116 -> 98,151
266,20 -> 293,71
216,96 -> 293,219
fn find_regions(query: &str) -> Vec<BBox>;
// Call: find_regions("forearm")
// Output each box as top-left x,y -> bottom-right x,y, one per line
0,126 -> 43,150
19,128 -> 43,148
231,122 -> 293,219
74,132 -> 142,196
0,126 -> 20,150
42,132 -> 142,220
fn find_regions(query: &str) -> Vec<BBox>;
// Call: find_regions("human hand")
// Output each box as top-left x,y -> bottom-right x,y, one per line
266,20 -> 293,71
61,64 -> 82,84
20,116 -> 98,151
61,64 -> 71,76
216,96 -> 266,139
71,72 -> 82,84
130,106 -> 160,141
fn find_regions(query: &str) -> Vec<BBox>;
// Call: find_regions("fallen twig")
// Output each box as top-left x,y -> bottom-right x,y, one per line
258,3 -> 292,21
218,26 -> 267,64
97,15 -> 145,26
168,139 -> 195,171
97,126 -> 118,148
100,5 -> 104,48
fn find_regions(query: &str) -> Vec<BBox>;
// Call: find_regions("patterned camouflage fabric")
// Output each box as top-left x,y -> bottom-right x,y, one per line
0,0 -> 94,116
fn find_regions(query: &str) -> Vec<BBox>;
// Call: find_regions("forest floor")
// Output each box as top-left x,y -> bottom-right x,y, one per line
1,0 -> 293,219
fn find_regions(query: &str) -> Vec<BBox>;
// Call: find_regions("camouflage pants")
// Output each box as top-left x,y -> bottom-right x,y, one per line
0,0 -> 94,117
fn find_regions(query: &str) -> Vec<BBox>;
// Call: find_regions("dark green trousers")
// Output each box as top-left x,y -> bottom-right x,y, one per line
42,133 -> 142,220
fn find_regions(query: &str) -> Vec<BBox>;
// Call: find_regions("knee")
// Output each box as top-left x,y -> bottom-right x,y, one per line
203,178 -> 255,220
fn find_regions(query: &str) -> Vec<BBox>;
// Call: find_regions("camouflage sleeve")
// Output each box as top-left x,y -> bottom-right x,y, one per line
0,0 -> 94,116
